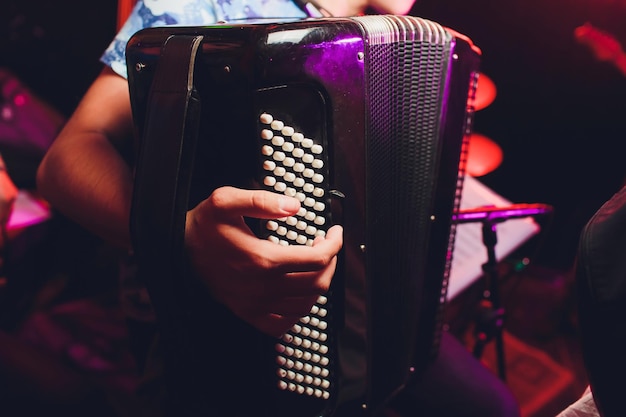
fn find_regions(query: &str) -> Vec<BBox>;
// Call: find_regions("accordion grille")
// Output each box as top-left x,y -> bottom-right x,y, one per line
356,14 -> 458,403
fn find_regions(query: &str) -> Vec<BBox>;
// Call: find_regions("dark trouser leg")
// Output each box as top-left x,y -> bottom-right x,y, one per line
388,331 -> 521,417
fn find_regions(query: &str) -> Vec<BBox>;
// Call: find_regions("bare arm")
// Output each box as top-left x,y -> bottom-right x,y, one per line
37,67 -> 135,249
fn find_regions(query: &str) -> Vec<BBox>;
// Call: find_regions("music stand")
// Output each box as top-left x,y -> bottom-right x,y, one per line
453,203 -> 553,381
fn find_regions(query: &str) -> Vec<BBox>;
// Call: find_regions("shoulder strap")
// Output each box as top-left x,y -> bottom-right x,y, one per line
129,34 -> 204,413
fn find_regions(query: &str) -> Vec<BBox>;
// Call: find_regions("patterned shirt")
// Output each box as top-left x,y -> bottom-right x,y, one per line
101,0 -> 306,78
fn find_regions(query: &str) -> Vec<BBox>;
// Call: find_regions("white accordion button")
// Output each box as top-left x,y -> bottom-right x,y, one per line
272,136 -> 285,146
259,113 -> 273,124
261,129 -> 273,140
272,151 -> 286,162
282,126 -> 295,136
270,120 -> 284,130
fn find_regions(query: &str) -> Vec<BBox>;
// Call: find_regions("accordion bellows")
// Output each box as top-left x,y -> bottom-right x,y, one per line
127,14 -> 480,417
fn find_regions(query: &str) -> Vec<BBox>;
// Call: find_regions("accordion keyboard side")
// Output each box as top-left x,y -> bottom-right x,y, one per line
254,85 -> 340,411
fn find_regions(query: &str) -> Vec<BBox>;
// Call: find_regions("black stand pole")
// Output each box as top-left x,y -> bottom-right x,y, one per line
472,220 -> 507,381
452,203 -> 554,382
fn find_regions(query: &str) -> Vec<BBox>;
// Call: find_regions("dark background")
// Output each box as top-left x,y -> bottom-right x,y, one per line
3,0 -> 626,271
413,0 -> 626,270
0,0 -> 117,117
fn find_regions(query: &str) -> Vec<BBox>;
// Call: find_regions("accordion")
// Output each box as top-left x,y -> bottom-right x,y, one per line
126,14 -> 480,417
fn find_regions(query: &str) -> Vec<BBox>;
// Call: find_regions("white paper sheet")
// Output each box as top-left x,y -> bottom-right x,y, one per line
447,176 -> 540,300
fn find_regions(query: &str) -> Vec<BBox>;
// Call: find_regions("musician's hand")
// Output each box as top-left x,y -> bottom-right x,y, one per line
185,186 -> 343,337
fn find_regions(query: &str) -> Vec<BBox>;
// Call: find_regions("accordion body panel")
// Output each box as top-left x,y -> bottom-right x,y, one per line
127,15 -> 480,417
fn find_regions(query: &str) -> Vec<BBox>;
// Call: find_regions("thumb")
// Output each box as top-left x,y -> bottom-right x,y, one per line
207,186 -> 301,220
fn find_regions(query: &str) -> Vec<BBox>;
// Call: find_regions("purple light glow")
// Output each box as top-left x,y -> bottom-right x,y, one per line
303,35 -> 364,88
453,203 -> 553,224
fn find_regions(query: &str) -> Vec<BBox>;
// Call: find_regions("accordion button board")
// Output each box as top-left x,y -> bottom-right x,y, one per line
257,107 -> 337,401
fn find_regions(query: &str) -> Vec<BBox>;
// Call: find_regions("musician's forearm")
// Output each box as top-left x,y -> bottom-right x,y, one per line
37,68 -> 135,250
37,132 -> 133,250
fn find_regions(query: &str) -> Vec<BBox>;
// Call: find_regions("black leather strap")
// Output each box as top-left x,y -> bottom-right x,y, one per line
131,33 -> 203,317
129,34 -> 204,415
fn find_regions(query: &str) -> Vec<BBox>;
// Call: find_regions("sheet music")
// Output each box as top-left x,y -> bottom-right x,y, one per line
447,176 -> 540,300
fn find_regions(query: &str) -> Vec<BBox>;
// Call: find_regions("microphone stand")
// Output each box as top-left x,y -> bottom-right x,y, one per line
474,219 -> 506,380
453,203 -> 553,381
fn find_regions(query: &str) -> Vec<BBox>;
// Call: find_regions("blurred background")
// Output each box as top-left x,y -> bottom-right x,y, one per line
415,0 -> 626,415
2,0 -> 626,415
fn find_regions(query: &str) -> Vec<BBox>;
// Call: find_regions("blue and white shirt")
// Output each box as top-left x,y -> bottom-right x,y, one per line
101,0 -> 306,78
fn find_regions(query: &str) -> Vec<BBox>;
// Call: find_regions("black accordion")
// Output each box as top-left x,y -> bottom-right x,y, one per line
126,14 -> 480,417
